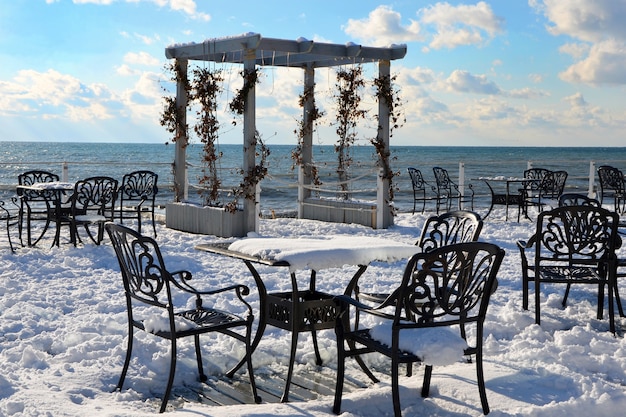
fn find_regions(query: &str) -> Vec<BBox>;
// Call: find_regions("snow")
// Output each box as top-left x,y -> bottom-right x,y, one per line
2,209 -> 626,416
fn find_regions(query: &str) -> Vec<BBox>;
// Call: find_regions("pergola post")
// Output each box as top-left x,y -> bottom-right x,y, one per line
243,50 -> 258,233
299,64 -> 315,208
174,58 -> 188,203
376,60 -> 392,228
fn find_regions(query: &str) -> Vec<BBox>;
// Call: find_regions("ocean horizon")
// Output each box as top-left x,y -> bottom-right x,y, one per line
2,141 -> 626,216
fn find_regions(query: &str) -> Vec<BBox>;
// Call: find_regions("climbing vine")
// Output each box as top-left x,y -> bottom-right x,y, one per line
292,83 -> 324,188
191,67 -> 223,206
159,61 -> 190,146
371,73 -> 405,206
332,66 -> 367,199
224,68 -> 270,212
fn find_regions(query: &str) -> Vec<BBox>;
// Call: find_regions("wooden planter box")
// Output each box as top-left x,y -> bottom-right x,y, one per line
165,202 -> 246,237
301,197 -> 379,228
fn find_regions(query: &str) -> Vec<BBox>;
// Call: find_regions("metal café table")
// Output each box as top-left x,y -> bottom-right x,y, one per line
479,176 -> 531,220
16,181 -> 74,246
195,236 -> 418,402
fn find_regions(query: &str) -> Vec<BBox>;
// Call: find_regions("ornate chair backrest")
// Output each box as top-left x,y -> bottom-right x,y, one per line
598,165 -> 625,193
407,167 -> 427,192
539,170 -> 568,198
432,167 -> 455,192
417,210 -> 483,253
120,170 -> 158,204
535,206 -> 619,265
17,170 -> 60,200
522,168 -> 551,193
71,176 -> 118,216
558,193 -> 601,208
105,222 -> 172,309
397,242 -> 504,327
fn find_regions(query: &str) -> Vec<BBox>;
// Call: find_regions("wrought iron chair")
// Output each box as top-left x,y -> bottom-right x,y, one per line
105,223 -> 260,412
597,165 -> 626,213
17,170 -> 60,246
118,170 -> 158,236
407,167 -> 435,214
0,198 -> 20,252
518,169 -> 568,221
333,242 -> 505,417
55,176 -> 118,246
432,167 -> 474,214
517,205 -> 621,333
352,210 -> 484,306
348,210 -> 483,380
558,193 -> 601,208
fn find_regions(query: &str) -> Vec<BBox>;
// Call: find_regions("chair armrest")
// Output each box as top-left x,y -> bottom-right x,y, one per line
334,294 -> 396,321
169,270 -> 250,297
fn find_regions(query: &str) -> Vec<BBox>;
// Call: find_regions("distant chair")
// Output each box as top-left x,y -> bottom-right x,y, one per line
558,193 -> 600,208
118,170 -> 158,236
597,165 -> 626,213
518,169 -> 567,221
105,223 -> 261,413
56,176 -> 118,246
17,170 -> 60,246
432,167 -> 474,213
407,167 -> 435,214
0,198 -> 20,252
333,242 -> 505,416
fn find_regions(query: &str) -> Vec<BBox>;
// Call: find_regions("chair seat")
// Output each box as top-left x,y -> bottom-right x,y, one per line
346,328 -> 420,362
537,265 -> 604,283
74,214 -> 107,223
135,307 -> 249,339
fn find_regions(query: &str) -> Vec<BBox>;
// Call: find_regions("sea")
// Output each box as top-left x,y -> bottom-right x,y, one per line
2,141 -> 626,217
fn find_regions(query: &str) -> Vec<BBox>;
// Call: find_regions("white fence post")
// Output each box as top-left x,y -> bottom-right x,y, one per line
458,162 -> 465,209
588,160 -> 596,198
298,166 -> 304,218
377,168 -> 384,229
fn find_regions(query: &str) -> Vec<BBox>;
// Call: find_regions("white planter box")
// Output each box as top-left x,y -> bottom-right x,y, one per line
165,202 -> 246,237
301,197 -> 380,228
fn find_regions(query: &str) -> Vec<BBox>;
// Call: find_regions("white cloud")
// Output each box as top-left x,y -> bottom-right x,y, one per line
559,39 -> 626,85
445,70 -> 501,95
533,1 -> 626,85
419,1 -> 504,50
123,51 -> 160,66
343,5 -> 423,46
533,0 -> 626,43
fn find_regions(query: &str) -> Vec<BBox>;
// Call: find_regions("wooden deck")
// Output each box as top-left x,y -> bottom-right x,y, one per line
171,364 -> 371,408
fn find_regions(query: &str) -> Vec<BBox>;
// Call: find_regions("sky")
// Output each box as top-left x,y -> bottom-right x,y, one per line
1,0 -> 626,147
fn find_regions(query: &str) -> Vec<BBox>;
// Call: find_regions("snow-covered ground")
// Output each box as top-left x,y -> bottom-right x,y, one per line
1,209 -> 626,416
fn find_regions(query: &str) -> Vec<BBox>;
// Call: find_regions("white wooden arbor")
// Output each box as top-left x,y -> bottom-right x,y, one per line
165,33 -> 407,234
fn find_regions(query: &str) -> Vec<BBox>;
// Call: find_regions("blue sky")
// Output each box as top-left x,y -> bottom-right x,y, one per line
1,0 -> 626,147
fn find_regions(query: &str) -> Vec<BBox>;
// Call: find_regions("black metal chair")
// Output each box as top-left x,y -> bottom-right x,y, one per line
432,167 -> 474,213
55,176 -> 118,246
558,193 -> 601,208
352,210 -> 483,306
333,242 -> 505,417
597,165 -> 626,213
17,170 -> 60,246
517,205 -> 621,333
0,198 -> 20,252
407,167 -> 435,214
105,223 -> 261,413
518,169 -> 568,221
118,170 -> 159,236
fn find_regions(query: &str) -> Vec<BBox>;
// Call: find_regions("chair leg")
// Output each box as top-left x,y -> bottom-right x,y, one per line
535,280 -> 541,325
475,349 -> 490,414
391,358 -> 402,417
311,329 -> 323,366
332,331 -> 346,415
562,283 -> 571,307
159,338 -> 177,413
421,364 -> 433,397
244,319 -> 262,403
193,334 -> 207,382
117,326 -> 134,391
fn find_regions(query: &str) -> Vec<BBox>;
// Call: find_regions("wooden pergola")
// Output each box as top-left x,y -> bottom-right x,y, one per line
165,33 -> 407,235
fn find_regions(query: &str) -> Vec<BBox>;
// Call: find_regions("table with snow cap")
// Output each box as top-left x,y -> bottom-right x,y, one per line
195,236 -> 419,403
